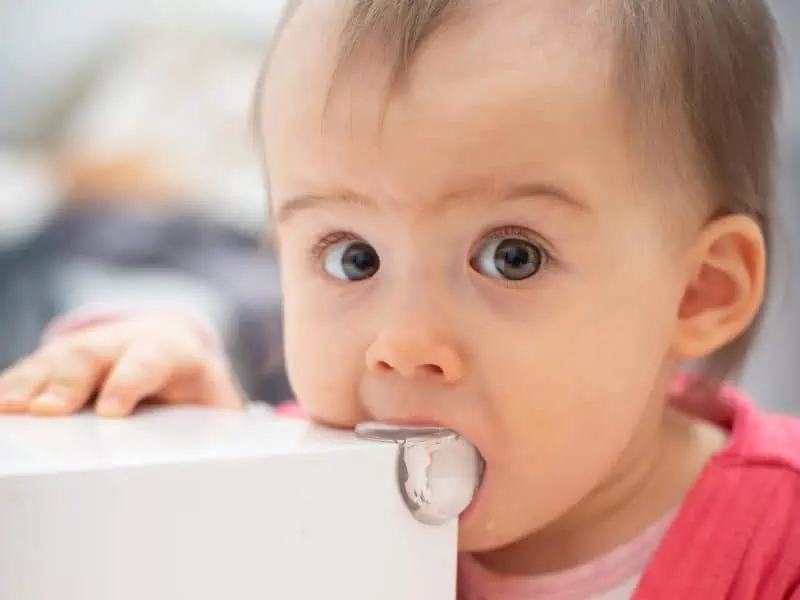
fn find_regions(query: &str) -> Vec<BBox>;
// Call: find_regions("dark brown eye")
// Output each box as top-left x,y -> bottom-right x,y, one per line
324,241 -> 380,281
472,238 -> 545,281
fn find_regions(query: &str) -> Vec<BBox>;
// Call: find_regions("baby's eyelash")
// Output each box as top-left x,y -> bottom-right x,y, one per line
484,225 -> 535,241
310,231 -> 361,260
480,225 -> 555,259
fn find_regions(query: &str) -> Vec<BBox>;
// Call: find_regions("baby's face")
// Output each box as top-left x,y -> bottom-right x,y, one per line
264,1 -> 692,551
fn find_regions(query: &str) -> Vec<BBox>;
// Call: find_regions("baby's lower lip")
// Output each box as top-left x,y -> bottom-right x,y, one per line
355,421 -> 453,443
458,465 -> 488,523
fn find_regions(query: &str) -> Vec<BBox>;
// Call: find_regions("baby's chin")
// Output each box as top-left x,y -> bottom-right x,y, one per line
457,509 -> 547,557
457,520 -> 522,554
455,471 -> 522,553
454,468 -> 563,555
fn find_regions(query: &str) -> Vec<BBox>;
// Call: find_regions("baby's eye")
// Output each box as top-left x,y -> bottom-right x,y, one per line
471,237 -> 546,281
323,240 -> 381,281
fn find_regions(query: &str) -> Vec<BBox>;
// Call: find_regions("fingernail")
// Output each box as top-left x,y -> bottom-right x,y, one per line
96,398 -> 125,418
30,393 -> 67,412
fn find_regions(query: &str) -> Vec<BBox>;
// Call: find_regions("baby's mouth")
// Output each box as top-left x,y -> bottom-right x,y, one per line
355,422 -> 486,526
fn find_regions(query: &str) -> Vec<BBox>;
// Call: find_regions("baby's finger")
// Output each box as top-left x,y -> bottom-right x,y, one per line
203,360 -> 246,411
95,344 -> 172,418
29,347 -> 109,416
0,357 -> 50,413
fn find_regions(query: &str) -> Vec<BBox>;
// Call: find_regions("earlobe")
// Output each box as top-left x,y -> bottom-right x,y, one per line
672,215 -> 766,360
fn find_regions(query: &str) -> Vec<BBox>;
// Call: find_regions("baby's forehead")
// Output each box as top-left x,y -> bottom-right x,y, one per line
263,0 -> 617,128
262,3 -> 659,226
274,0 -> 610,66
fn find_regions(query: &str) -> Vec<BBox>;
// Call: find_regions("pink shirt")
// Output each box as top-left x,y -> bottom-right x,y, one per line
628,386 -> 800,600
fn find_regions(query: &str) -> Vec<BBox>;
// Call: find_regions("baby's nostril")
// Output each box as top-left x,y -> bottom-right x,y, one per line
374,361 -> 445,377
420,364 -> 444,377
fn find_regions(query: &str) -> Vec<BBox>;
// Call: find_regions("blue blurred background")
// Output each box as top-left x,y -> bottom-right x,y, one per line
0,0 -> 797,411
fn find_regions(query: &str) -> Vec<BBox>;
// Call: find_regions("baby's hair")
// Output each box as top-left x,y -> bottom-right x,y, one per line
254,0 -> 780,386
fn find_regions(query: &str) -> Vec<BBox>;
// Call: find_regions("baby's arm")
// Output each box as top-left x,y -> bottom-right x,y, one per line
0,310 -> 244,417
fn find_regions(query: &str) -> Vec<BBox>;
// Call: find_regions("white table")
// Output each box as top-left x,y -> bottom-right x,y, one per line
0,406 -> 458,599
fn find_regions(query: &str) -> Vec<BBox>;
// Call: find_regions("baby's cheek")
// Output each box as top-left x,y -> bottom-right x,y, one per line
283,315 -> 367,428
459,343 -> 661,551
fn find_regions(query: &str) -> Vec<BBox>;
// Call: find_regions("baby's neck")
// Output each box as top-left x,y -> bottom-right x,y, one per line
473,404 -> 728,576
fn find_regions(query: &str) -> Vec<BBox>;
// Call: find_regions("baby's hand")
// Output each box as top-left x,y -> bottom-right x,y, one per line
0,313 -> 244,418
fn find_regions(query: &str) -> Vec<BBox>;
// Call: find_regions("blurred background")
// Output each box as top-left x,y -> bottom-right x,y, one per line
0,0 -> 290,405
0,0 -> 797,411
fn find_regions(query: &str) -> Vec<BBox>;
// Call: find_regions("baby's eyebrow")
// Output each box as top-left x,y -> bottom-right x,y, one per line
274,191 -> 375,226
439,181 -> 589,214
273,180 -> 587,226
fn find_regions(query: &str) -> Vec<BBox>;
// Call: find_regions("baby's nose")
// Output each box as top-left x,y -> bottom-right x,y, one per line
365,328 -> 464,385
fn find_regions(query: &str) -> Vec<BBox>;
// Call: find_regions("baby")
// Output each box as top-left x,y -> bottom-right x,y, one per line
0,0 -> 795,598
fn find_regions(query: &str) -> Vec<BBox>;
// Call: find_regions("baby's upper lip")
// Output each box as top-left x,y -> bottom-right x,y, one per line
361,415 -> 489,464
358,385 -> 478,445
379,417 -> 447,428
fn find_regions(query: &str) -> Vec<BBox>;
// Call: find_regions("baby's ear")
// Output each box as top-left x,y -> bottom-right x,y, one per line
671,214 -> 766,360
